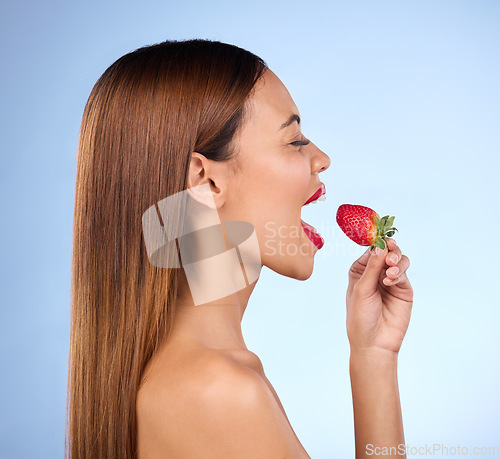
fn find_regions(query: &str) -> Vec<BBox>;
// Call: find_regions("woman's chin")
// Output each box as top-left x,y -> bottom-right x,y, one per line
263,252 -> 314,281
293,264 -> 314,281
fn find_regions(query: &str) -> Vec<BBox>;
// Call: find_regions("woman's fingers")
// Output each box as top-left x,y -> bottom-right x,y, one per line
354,243 -> 390,295
383,270 -> 410,287
385,254 -> 410,277
382,238 -> 410,286
383,255 -> 410,284
385,238 -> 401,266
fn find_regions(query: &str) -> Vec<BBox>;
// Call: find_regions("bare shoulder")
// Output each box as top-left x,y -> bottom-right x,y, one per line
137,349 -> 302,458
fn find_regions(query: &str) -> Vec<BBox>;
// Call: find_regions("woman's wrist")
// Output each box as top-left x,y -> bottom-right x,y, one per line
349,345 -> 405,457
349,346 -> 399,372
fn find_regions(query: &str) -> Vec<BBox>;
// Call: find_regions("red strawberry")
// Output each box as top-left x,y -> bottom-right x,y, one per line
336,204 -> 397,251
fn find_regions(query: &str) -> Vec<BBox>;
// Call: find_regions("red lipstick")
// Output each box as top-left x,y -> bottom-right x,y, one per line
301,219 -> 325,249
303,183 -> 326,206
301,183 -> 326,250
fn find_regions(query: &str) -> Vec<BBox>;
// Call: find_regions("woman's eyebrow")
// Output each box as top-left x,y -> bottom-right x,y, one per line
279,113 -> 300,130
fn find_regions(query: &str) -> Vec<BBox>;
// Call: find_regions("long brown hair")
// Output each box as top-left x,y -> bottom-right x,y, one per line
66,39 -> 267,458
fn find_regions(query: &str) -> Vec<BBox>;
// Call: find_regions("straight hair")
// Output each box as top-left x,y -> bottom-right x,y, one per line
66,38 -> 267,458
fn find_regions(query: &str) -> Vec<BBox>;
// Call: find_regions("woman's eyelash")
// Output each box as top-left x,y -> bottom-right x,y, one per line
290,138 -> 310,147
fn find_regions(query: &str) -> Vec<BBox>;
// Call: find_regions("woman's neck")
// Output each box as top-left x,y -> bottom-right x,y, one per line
168,269 -> 258,351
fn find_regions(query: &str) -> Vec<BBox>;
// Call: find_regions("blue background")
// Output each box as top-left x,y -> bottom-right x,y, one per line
1,0 -> 499,457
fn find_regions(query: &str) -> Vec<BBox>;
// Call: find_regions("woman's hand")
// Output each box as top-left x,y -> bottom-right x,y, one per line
346,238 -> 413,355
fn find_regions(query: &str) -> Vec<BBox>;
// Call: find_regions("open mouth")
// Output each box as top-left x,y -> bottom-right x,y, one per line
301,183 -> 326,250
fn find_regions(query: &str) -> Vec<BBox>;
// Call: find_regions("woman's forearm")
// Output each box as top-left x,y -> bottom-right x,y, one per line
349,348 -> 406,458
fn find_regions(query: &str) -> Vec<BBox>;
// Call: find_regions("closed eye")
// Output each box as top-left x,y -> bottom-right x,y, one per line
290,138 -> 310,147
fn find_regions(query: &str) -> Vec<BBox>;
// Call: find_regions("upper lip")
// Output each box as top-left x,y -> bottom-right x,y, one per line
303,183 -> 326,206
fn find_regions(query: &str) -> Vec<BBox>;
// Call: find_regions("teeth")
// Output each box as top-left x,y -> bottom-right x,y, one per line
304,194 -> 326,206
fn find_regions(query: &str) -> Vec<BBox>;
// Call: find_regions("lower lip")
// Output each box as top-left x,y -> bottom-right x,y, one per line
301,219 -> 325,250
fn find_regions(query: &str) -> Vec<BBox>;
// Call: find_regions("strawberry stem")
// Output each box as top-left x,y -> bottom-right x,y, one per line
369,214 -> 398,251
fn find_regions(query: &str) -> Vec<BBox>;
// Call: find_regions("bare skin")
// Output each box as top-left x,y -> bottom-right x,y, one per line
136,68 -> 413,458
347,238 -> 413,458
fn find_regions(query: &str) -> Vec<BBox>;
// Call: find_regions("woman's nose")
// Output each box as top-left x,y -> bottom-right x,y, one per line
311,144 -> 331,174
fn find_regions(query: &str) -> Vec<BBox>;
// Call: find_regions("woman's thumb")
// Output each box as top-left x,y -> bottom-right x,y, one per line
357,245 -> 387,294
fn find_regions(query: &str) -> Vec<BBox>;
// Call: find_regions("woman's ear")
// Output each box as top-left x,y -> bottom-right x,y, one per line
187,152 -> 228,209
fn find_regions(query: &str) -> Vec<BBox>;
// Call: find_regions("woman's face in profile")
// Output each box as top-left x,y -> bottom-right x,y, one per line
222,68 -> 331,280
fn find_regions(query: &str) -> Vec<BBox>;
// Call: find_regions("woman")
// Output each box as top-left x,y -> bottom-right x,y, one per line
67,39 -> 413,458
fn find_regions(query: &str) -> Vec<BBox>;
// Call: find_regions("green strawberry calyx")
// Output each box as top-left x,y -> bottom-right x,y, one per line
369,215 -> 398,251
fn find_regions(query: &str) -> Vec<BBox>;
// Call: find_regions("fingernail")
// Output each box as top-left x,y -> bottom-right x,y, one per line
390,254 -> 399,264
375,247 -> 383,255
388,266 -> 399,276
